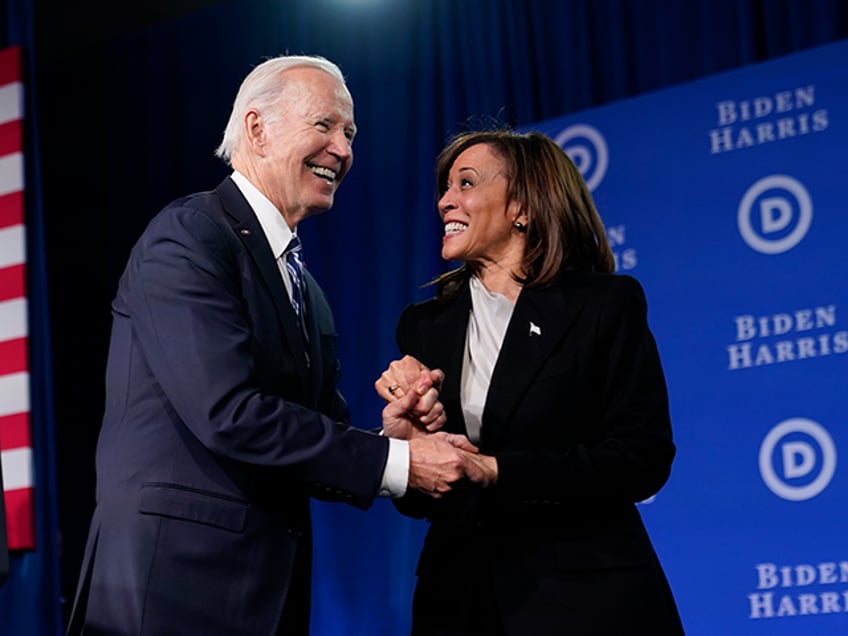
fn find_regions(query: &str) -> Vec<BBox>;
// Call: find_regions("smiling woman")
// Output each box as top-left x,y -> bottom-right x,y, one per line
376,127 -> 683,635
438,143 -> 525,295
429,129 -> 616,302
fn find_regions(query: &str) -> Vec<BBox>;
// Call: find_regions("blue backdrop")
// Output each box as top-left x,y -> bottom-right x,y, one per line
526,40 -> 848,634
1,1 -> 848,634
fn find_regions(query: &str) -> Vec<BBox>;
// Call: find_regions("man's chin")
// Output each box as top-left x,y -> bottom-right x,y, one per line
305,198 -> 335,218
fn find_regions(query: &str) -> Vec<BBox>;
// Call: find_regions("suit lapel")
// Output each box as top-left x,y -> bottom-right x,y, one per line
424,285 -> 472,437
482,281 -> 583,448
301,268 -> 326,406
215,178 -> 311,393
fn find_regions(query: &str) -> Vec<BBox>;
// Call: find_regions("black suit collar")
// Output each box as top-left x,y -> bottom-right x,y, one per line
482,280 -> 583,447
429,276 -> 584,448
215,177 -> 312,397
421,284 -> 472,436
419,276 -> 584,445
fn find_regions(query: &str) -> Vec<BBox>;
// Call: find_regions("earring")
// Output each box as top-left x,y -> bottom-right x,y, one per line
514,221 -> 526,232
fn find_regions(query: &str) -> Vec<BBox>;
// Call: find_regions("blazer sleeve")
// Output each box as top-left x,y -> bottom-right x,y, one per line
121,203 -> 388,508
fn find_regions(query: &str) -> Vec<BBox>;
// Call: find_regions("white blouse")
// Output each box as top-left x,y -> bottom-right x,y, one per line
460,276 -> 516,443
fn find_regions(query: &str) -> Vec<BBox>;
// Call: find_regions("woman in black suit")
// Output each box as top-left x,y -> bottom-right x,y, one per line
377,129 -> 685,635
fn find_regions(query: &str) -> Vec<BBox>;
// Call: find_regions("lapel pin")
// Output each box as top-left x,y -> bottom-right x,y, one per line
529,321 -> 541,336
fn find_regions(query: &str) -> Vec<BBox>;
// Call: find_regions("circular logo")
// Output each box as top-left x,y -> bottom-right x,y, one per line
737,175 -> 813,254
758,418 -> 836,501
554,124 -> 608,192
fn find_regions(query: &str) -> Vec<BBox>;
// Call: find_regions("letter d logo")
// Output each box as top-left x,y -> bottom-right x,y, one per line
759,418 -> 836,501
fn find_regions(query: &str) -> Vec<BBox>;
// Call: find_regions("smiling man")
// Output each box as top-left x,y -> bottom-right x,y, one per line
65,54 -> 485,636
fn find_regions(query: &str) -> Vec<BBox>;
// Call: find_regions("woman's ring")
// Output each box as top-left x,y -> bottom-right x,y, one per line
388,384 -> 400,395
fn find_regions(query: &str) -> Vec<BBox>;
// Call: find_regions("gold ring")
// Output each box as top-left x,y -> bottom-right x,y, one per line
388,384 -> 400,395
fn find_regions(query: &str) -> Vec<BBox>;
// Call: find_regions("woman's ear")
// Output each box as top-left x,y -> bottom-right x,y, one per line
511,203 -> 529,232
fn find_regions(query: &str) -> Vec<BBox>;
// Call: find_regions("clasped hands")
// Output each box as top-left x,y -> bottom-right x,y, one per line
377,355 -> 497,498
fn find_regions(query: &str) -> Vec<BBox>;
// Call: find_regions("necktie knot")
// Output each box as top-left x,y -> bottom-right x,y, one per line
286,234 -> 301,251
285,234 -> 303,269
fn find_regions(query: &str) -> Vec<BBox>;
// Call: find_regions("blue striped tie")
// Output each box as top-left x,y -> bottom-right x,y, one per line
284,235 -> 309,346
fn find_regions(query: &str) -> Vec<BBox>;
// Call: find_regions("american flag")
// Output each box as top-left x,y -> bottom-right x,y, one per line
0,45 -> 35,551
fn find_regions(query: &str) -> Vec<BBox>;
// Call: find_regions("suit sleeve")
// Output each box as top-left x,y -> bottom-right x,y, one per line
388,303 -> 442,519
494,275 -> 676,505
123,204 -> 388,508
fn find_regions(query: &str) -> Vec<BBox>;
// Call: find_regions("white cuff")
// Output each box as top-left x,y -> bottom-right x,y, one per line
378,438 -> 409,498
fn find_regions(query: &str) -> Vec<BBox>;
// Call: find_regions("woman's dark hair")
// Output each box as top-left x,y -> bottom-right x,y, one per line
432,129 -> 615,300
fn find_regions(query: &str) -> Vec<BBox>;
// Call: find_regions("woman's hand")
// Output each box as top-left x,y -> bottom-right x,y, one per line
376,355 -> 446,433
381,370 -> 446,438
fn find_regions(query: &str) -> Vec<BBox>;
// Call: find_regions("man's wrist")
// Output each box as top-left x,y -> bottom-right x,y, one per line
377,438 -> 409,497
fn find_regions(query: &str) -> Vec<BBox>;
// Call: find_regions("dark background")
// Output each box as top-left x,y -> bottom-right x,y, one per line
8,0 -> 848,631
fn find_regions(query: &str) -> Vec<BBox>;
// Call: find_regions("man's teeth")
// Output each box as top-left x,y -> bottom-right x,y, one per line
309,165 -> 337,181
444,222 -> 468,235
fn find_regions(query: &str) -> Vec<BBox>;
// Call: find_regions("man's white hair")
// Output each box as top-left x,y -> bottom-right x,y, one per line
214,54 -> 346,164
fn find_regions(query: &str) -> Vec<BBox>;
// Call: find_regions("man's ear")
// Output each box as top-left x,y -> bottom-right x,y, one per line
244,110 -> 266,154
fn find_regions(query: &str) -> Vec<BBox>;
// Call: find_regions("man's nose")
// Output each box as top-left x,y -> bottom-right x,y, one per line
328,129 -> 352,160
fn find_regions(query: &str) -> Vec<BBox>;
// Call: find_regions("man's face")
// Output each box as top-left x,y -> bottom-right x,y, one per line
256,66 -> 356,224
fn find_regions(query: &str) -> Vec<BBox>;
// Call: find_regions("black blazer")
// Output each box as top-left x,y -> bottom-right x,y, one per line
67,177 -> 389,635
395,271 -> 684,635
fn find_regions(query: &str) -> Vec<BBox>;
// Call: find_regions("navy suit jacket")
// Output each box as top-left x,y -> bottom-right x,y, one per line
394,271 -> 684,635
68,177 -> 389,635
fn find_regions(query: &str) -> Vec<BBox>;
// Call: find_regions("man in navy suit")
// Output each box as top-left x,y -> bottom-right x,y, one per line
66,54 -> 482,635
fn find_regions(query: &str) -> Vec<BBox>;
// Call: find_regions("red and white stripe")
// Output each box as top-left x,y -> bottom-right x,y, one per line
0,45 -> 35,551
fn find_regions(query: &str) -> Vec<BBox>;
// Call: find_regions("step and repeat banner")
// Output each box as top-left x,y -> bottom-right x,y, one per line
524,40 -> 847,635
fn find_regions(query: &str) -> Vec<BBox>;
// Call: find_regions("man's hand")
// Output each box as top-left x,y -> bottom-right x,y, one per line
381,387 -> 421,440
408,434 -> 475,498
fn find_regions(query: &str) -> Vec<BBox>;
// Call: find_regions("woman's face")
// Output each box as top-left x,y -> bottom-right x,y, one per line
438,143 -> 523,266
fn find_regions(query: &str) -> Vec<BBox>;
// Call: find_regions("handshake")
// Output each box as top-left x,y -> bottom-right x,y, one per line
375,355 -> 497,498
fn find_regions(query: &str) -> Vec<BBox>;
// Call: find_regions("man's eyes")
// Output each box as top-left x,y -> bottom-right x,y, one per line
315,121 -> 355,143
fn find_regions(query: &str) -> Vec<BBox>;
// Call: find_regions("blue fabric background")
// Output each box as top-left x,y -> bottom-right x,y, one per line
1,0 -> 847,633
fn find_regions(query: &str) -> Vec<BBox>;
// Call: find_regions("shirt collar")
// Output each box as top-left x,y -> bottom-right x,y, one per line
230,170 -> 295,260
